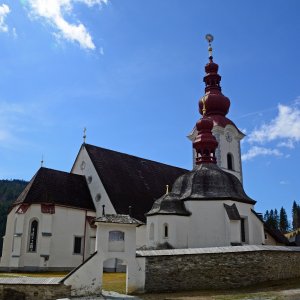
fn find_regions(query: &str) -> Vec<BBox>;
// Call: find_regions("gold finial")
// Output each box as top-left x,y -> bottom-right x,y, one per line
166,185 -> 169,194
83,127 -> 87,143
205,33 -> 214,58
202,95 -> 207,116
41,154 -> 44,167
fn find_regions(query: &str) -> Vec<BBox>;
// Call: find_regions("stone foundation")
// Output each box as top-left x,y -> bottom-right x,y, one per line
0,284 -> 70,300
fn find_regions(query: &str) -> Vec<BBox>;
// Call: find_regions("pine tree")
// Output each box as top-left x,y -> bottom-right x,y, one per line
274,209 -> 279,229
279,207 -> 289,233
292,201 -> 299,230
264,210 -> 270,222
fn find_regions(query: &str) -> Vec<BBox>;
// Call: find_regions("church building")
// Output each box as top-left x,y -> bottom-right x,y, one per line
0,39 -> 287,272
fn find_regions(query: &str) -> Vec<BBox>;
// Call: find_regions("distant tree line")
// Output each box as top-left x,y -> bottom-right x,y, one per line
0,180 -> 28,254
264,201 -> 300,233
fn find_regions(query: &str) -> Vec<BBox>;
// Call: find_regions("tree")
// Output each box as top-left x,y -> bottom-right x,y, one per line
292,201 -> 300,230
279,207 -> 289,233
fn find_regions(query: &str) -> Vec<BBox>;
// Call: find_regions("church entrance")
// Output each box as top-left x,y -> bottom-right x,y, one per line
102,257 -> 127,294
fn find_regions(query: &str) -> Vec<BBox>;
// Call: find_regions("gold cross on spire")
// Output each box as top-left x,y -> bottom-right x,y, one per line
41,154 -> 44,167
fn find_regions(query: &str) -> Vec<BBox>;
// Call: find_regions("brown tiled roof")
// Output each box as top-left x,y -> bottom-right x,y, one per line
13,167 -> 95,211
84,144 -> 188,221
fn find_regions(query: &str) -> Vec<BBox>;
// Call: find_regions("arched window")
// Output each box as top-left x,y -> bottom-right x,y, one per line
227,153 -> 234,170
109,231 -> 124,241
163,223 -> 169,238
149,223 -> 154,241
28,220 -> 38,252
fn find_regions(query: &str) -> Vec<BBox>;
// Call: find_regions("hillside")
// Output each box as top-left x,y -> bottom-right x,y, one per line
0,180 -> 28,255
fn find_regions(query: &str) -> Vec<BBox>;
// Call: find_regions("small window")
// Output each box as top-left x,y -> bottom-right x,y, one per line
241,218 -> 246,243
87,176 -> 93,184
227,153 -> 234,170
163,224 -> 168,238
28,220 -> 38,252
95,193 -> 101,202
73,236 -> 83,254
109,231 -> 124,241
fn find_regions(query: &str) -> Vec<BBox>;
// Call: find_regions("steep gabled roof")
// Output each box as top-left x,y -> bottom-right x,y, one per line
14,167 -> 94,211
84,144 -> 188,221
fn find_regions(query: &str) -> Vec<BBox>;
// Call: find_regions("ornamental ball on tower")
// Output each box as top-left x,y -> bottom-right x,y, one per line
199,34 -> 231,117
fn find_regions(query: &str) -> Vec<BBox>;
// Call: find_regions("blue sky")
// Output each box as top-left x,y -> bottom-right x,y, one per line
0,0 -> 300,217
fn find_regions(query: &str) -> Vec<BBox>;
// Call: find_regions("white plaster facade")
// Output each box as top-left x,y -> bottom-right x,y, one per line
1,204 -> 96,271
147,200 -> 264,249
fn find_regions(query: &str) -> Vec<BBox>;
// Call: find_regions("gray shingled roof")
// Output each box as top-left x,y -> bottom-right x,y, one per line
13,167 -> 95,211
84,144 -> 188,221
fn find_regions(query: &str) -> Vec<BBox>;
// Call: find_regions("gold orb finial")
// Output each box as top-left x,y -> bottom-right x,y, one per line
205,33 -> 214,57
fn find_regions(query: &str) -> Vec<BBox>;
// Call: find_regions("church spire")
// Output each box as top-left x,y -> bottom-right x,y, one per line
199,34 -> 231,117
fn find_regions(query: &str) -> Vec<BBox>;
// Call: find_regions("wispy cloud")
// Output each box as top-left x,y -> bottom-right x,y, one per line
248,104 -> 300,147
0,3 -> 10,32
25,0 -> 108,50
0,101 -> 44,148
241,146 -> 282,161
279,180 -> 289,185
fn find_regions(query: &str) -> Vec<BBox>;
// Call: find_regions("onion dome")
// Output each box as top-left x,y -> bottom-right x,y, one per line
193,117 -> 218,165
171,163 -> 255,204
199,56 -> 231,116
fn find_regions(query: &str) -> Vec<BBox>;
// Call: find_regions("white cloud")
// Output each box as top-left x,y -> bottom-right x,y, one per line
248,104 -> 300,145
277,139 -> 295,149
26,0 -> 108,50
279,180 -> 289,185
241,146 -> 282,161
0,3 -> 10,32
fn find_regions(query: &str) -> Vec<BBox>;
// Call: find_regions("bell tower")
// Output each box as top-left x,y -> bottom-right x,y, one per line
188,34 -> 245,183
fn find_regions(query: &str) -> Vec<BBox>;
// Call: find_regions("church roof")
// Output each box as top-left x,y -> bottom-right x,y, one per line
95,214 -> 144,225
170,163 -> 255,204
13,167 -> 94,210
84,144 -> 188,221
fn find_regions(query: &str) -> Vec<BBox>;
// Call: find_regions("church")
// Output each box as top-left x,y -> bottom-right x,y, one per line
0,38 -> 288,272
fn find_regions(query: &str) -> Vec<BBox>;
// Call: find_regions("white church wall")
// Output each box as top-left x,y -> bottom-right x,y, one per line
217,125 -> 243,183
233,202 -> 264,245
185,201 -> 229,248
136,225 -> 146,248
229,220 -> 241,244
72,146 -> 116,217
146,215 -> 189,248
0,208 -> 17,268
183,200 -> 264,248
1,204 -> 95,270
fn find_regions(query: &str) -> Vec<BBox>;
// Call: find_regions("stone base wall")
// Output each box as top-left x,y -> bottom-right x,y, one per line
143,250 -> 300,292
0,284 -> 71,300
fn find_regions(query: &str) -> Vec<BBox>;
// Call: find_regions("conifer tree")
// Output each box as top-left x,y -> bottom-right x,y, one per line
274,209 -> 279,229
279,207 -> 289,233
292,201 -> 299,230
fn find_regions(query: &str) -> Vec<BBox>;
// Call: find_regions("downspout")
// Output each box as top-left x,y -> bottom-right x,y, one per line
82,210 -> 87,263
